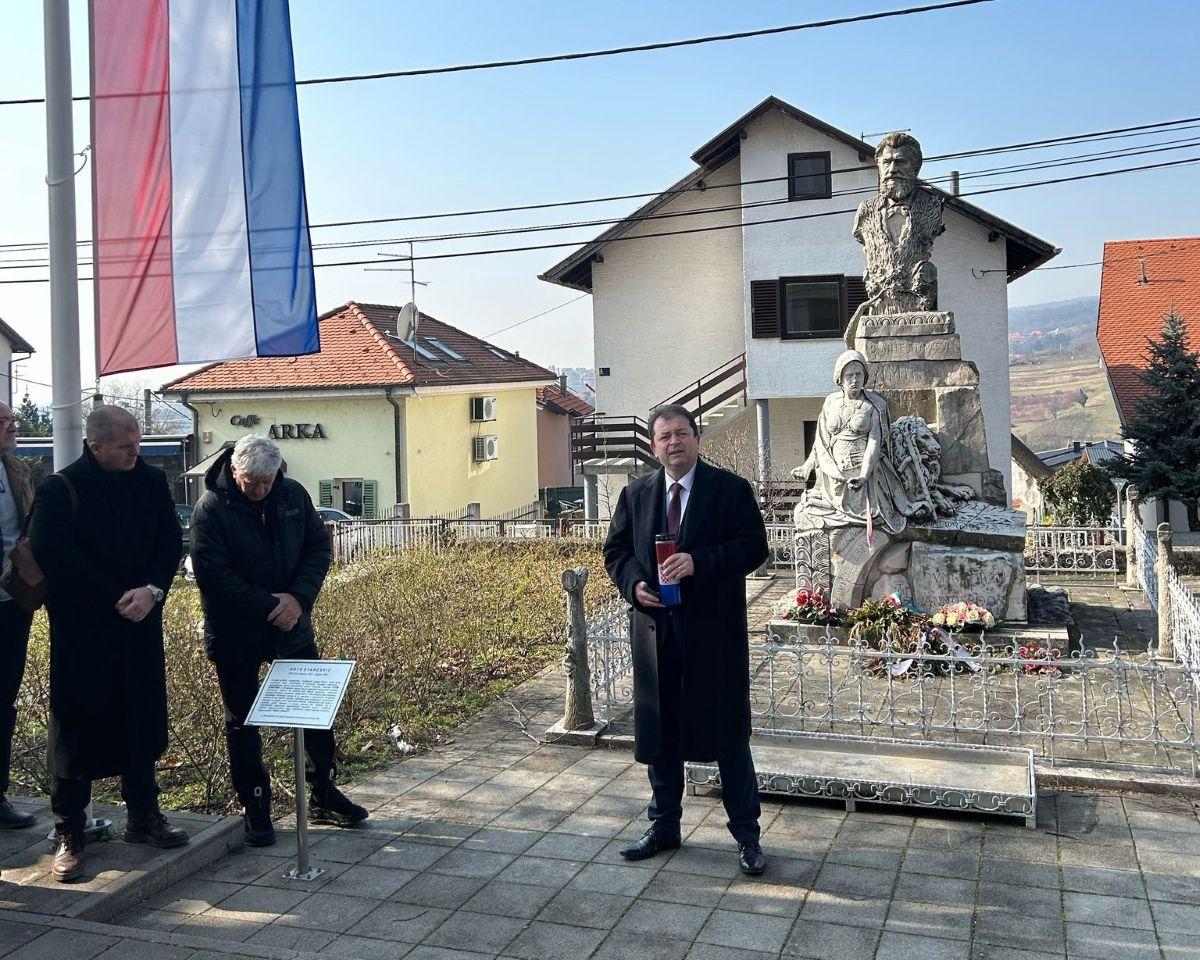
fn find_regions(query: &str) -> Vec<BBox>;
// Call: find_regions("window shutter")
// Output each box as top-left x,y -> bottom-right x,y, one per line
845,276 -> 867,327
318,480 -> 333,508
751,280 -> 781,338
362,480 -> 378,519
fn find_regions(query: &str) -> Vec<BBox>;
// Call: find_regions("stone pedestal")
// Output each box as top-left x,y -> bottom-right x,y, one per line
856,311 -> 1005,506
814,502 -> 1028,622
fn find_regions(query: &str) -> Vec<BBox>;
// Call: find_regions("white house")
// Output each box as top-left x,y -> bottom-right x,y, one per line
0,317 -> 36,408
541,97 -> 1058,518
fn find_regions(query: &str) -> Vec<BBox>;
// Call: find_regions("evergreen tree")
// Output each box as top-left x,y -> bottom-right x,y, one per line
1105,312 -> 1200,530
15,392 -> 52,437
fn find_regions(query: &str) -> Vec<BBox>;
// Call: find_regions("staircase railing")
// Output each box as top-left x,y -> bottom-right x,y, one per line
571,415 -> 655,466
658,353 -> 747,433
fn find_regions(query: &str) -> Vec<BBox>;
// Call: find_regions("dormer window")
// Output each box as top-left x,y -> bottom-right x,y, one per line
788,152 -> 832,201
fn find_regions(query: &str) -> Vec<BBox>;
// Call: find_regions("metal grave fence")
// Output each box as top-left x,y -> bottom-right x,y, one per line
1168,564 -> 1200,671
583,604 -> 1200,779
1022,524 -> 1125,584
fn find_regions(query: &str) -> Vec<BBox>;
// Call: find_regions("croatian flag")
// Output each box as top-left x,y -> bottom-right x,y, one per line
90,0 -> 319,375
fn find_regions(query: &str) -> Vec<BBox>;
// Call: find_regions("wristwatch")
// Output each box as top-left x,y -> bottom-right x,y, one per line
144,584 -> 165,604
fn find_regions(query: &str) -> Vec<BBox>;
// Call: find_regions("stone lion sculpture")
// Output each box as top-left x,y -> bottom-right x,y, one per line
889,416 -> 975,521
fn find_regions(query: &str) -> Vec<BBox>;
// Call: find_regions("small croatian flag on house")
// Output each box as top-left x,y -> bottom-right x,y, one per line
90,0 -> 318,375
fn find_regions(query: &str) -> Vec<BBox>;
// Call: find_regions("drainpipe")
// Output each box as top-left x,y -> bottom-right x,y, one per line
386,387 -> 406,508
180,393 -> 200,505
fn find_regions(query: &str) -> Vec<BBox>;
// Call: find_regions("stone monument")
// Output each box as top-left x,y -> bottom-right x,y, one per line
793,132 -> 1028,622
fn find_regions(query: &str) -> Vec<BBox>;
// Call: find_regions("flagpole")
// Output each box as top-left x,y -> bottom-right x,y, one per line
43,0 -> 84,470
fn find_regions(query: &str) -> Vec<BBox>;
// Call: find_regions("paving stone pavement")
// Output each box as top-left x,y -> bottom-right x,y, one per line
91,664 -> 1200,960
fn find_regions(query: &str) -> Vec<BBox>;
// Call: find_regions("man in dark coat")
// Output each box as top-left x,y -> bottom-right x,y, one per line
31,407 -> 187,882
190,435 -> 366,847
604,404 -> 769,875
0,400 -> 38,829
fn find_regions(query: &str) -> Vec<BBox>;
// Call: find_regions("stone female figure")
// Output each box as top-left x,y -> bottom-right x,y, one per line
794,350 -> 917,535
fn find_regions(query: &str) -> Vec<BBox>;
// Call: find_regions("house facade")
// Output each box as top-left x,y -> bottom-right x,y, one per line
0,317 -> 35,408
535,379 -> 594,491
1096,238 -> 1200,539
164,302 -> 555,519
541,97 -> 1057,518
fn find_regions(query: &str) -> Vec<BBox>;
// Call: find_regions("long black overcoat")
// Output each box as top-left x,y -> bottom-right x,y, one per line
603,459 -> 768,763
30,446 -> 182,780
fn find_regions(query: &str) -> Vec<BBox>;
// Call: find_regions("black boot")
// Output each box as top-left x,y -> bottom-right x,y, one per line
243,786 -> 275,847
309,784 -> 367,827
0,797 -> 36,830
124,811 -> 189,849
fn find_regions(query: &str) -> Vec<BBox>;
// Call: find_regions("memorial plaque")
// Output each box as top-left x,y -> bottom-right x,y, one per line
247,660 -> 356,730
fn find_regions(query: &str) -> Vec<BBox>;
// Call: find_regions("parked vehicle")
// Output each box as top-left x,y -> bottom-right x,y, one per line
316,507 -> 354,523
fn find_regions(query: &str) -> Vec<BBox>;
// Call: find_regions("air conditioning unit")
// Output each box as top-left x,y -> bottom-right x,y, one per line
470,396 -> 497,422
472,435 -> 500,462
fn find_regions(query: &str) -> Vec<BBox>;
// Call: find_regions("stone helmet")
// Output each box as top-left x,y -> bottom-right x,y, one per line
833,350 -> 870,386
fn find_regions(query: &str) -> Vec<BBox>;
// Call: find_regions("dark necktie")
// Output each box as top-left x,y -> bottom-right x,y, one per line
667,481 -> 682,538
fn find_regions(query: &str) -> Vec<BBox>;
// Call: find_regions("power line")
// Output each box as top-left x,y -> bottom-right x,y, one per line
0,1 -> 993,107
3,154 -> 1195,285
482,296 -> 590,339
3,113 -> 1198,256
6,133 -> 1198,271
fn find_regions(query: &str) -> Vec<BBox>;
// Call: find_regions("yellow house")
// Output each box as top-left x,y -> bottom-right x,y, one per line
162,301 -> 556,518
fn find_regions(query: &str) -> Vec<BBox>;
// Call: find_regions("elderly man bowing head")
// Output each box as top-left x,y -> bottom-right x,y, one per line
190,435 -> 366,849
602,403 -> 769,876
31,405 -> 186,883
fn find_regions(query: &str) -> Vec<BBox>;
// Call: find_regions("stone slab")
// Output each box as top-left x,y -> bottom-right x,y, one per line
868,359 -> 980,390
909,541 -> 1026,621
859,334 -> 963,362
935,386 -> 992,474
902,501 -> 1027,552
687,732 -> 1037,826
856,311 -> 956,337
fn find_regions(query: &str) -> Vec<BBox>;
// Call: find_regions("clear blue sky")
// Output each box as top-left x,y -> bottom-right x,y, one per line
1,0 -> 1198,401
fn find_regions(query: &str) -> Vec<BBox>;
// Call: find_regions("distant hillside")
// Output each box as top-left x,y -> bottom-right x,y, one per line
1009,296 -> 1099,335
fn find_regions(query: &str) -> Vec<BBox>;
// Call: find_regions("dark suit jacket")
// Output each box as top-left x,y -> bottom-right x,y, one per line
603,459 -> 768,762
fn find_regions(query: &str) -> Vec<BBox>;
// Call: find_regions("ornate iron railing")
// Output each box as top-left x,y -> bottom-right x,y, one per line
1139,527 -> 1159,612
326,518 -> 443,563
583,606 -> 1200,778
1168,564 -> 1200,671
1022,524 -> 1124,584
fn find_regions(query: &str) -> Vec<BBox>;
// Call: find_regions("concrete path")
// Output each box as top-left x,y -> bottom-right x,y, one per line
97,669 -> 1200,960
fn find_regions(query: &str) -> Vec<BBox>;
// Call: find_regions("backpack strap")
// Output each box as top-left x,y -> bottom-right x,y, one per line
19,472 -> 79,538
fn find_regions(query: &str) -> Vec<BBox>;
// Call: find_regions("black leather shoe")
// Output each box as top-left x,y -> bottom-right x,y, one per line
309,785 -> 368,827
124,812 -> 189,849
0,798 -> 36,829
738,839 -> 766,876
619,826 -> 681,861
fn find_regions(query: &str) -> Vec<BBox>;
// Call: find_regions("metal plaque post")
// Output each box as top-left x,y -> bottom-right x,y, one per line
285,727 -> 322,882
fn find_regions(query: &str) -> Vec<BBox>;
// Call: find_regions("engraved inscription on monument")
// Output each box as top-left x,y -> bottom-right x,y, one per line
247,660 -> 357,730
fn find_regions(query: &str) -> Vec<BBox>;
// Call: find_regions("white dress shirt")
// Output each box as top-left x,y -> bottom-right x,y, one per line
664,463 -> 697,531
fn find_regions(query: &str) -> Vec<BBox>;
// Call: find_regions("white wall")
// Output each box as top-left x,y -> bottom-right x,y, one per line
767,396 -> 824,474
591,159 -> 745,421
0,341 -> 12,407
739,109 -> 877,400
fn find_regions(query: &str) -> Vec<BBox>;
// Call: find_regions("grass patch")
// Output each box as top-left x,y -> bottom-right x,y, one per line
12,540 -> 610,813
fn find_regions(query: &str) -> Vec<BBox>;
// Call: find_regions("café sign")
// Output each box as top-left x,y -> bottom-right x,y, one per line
229,414 -> 326,439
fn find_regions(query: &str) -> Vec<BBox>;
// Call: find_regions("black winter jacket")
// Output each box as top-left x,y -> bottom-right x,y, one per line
191,447 -> 331,662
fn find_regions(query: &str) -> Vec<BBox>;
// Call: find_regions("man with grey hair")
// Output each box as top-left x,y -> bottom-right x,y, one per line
191,434 -> 365,846
30,405 -> 186,881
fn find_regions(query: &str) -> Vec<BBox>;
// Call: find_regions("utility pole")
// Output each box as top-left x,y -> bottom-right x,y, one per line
143,388 -> 153,434
43,0 -> 84,469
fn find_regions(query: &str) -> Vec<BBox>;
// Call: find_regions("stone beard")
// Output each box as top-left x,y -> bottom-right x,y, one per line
852,188 -> 944,316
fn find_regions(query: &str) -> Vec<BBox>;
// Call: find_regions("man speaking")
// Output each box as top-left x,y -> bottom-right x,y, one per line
603,404 -> 769,875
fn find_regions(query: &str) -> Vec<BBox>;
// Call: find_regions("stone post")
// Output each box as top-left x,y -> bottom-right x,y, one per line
1156,522 -> 1175,662
559,567 -> 597,732
1124,485 -> 1139,589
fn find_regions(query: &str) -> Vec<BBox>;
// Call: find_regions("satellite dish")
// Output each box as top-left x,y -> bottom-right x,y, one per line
397,302 -> 419,342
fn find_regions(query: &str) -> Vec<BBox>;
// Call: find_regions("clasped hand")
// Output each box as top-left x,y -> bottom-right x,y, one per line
115,587 -> 155,623
268,593 -> 302,631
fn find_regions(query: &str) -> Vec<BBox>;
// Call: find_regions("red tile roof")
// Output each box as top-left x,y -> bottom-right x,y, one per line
537,383 -> 595,418
1097,239 -> 1200,424
163,301 -> 556,393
